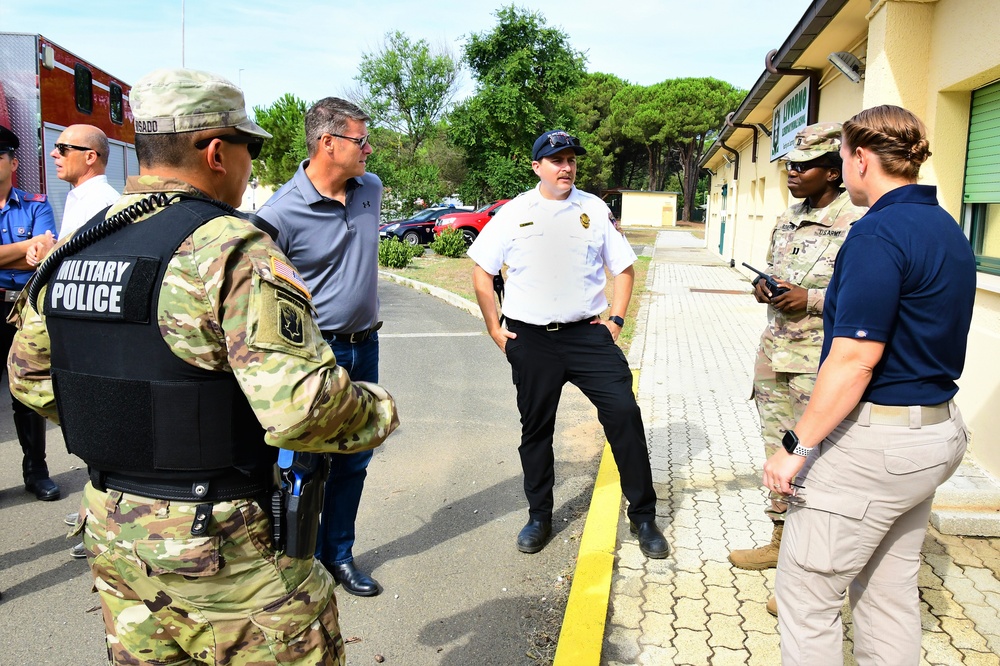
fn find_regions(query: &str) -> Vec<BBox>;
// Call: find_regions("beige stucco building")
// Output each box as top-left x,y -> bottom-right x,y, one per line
604,190 -> 679,227
702,0 -> 1000,479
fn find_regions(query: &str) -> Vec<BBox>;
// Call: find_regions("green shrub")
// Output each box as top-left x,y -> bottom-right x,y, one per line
378,237 -> 422,268
430,227 -> 468,258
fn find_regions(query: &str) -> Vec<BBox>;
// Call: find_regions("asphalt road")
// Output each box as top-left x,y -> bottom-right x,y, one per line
0,278 -> 605,665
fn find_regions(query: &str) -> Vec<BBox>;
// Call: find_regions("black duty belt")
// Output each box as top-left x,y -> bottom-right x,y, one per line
506,317 -> 596,332
321,321 -> 383,343
90,468 -> 273,502
0,288 -> 22,303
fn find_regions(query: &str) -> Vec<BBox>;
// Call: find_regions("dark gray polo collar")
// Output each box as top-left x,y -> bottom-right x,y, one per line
293,160 -> 363,206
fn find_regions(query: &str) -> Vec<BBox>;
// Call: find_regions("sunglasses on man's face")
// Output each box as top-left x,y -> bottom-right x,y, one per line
54,143 -> 100,157
194,134 -> 264,160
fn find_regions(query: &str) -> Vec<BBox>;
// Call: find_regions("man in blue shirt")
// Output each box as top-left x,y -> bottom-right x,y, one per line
0,125 -> 59,500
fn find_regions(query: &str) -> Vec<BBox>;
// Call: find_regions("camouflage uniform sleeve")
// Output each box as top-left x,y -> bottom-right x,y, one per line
8,287 -> 59,421
164,214 -> 399,453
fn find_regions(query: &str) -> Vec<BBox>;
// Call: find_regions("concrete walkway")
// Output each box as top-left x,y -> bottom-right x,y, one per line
602,231 -> 1000,665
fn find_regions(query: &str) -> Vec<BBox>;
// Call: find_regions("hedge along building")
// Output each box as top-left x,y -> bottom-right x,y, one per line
701,0 -> 1000,497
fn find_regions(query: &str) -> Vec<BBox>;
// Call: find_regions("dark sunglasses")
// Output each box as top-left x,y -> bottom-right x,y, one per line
785,160 -> 833,173
546,131 -> 581,150
194,134 -> 264,159
326,132 -> 371,150
55,143 -> 100,157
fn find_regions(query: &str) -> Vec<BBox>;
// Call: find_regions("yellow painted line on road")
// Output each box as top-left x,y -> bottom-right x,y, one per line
553,371 -> 636,666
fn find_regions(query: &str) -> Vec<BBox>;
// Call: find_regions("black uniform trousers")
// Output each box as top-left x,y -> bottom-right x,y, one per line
504,319 -> 657,524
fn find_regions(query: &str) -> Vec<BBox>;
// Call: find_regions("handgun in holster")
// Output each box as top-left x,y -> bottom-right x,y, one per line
270,449 -> 330,558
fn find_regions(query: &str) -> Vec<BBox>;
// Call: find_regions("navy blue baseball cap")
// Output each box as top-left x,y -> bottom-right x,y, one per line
0,125 -> 19,152
532,130 -> 587,161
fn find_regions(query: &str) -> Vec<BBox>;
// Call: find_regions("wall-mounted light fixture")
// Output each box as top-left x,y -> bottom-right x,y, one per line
828,51 -> 864,83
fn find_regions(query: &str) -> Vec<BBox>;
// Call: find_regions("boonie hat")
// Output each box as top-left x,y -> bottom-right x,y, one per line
784,122 -> 842,162
0,125 -> 19,152
130,68 -> 271,139
532,130 -> 587,161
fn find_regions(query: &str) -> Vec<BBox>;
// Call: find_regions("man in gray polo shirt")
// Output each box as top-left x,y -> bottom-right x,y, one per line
257,97 -> 385,597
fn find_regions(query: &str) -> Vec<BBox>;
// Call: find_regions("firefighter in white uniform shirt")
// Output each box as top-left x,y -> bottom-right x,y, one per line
469,130 -> 668,558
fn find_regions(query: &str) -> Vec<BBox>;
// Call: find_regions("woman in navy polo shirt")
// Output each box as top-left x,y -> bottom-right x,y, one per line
762,105 -> 977,664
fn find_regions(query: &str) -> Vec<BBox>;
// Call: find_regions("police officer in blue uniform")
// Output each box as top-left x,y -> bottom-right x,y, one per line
0,125 -> 59,500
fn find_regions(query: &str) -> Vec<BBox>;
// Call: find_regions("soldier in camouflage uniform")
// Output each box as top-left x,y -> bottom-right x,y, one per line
729,123 -> 866,580
7,68 -> 398,665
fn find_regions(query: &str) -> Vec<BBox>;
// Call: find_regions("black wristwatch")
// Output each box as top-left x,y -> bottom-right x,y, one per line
608,315 -> 625,327
782,430 -> 811,457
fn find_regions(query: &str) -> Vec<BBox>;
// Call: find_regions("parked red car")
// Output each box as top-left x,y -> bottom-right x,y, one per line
434,199 -> 511,245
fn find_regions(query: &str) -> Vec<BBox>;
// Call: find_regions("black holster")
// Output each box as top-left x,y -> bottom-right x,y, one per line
271,452 -> 330,558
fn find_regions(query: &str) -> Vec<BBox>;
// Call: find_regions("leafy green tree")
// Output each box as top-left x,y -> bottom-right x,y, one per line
365,127 -> 445,220
659,77 -> 745,222
449,5 -> 586,202
608,83 -> 674,192
352,31 -> 461,156
252,93 -> 308,187
564,72 -> 629,193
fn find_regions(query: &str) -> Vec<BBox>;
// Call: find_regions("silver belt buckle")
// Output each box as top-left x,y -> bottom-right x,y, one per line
4,289 -> 19,303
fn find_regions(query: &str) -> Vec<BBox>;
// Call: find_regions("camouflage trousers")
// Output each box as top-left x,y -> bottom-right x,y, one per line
752,346 -> 817,522
73,482 -> 345,665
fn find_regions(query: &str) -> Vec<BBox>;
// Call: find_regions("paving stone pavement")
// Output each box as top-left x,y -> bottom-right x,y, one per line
603,230 -> 1000,665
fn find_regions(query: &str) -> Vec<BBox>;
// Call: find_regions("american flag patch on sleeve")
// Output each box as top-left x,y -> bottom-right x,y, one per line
270,256 -> 311,299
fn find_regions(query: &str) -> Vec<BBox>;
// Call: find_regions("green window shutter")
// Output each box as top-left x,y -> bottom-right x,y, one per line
965,80 -> 1000,203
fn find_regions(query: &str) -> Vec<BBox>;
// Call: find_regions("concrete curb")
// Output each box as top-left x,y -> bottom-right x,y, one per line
378,270 -> 483,320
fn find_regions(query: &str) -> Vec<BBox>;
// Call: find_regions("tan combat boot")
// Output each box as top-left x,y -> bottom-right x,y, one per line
728,523 -> 783,570
766,595 -> 777,616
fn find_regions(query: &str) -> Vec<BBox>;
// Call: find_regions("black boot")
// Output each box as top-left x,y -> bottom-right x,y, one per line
15,411 -> 60,501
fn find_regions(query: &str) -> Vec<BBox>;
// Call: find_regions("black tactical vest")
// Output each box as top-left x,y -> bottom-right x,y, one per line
43,198 -> 275,482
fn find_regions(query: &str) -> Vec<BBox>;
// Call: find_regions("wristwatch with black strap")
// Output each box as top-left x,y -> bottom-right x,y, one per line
782,429 -> 812,457
608,315 -> 625,328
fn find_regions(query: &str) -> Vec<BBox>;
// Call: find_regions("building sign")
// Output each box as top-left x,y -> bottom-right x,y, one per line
770,78 -> 810,161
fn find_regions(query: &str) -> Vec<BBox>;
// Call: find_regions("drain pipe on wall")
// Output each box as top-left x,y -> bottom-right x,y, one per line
726,112 -> 759,163
765,49 -> 820,125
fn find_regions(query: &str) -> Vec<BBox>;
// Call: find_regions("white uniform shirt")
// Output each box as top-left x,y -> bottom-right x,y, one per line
468,185 -> 636,325
60,175 -> 120,237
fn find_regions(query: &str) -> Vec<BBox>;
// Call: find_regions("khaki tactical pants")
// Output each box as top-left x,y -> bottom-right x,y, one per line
76,483 -> 345,665
776,402 -> 967,665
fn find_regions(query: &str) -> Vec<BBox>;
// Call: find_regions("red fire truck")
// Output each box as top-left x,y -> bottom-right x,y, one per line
0,32 -> 135,226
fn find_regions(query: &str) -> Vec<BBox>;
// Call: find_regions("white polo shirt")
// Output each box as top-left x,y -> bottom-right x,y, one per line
60,175 -> 120,238
468,185 -> 636,325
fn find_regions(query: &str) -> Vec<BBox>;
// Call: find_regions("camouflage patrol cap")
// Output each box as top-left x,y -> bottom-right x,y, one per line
784,122 -> 842,162
130,68 -> 271,138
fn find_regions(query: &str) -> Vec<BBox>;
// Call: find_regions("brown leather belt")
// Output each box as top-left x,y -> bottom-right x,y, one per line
845,401 -> 951,427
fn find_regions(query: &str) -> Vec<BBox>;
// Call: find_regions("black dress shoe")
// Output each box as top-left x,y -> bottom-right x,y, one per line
328,561 -> 381,597
25,477 -> 60,501
516,518 -> 552,554
630,520 -> 669,559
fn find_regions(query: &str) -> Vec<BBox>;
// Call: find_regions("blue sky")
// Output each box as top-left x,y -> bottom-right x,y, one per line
2,0 -> 812,116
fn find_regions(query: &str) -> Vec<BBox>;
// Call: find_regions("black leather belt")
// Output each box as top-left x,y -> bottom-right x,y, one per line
321,321 -> 383,344
506,317 -> 596,332
90,468 -> 273,502
0,288 -> 22,303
